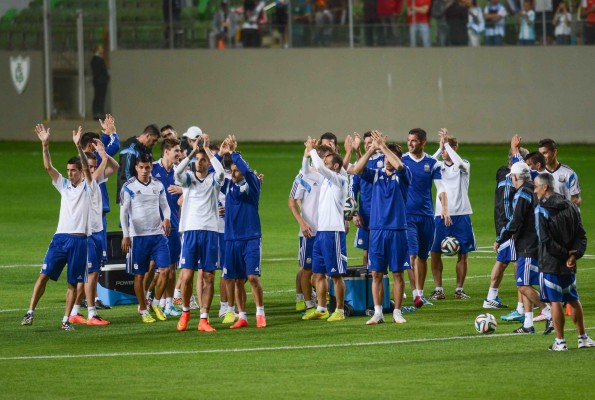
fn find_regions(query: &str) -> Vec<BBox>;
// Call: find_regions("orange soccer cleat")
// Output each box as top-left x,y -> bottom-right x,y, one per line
177,311 -> 190,331
230,318 -> 249,329
256,315 -> 267,328
198,318 -> 216,332
86,315 -> 110,326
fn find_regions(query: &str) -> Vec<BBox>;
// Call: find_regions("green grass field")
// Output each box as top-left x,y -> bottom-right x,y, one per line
1,140 -> 594,399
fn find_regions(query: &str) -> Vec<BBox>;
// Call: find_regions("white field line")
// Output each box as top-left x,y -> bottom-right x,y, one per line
1,326 -> 592,362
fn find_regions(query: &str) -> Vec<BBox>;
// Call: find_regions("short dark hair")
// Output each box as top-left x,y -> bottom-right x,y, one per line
137,153 -> 153,165
221,153 -> 233,170
84,151 -> 97,161
67,156 -> 82,169
363,131 -> 373,139
160,124 -> 174,133
316,144 -> 334,158
143,124 -> 160,138
446,137 -> 458,148
320,132 -> 337,146
81,132 -> 100,149
387,143 -> 403,158
408,128 -> 427,142
209,143 -> 220,151
525,151 -> 546,169
538,138 -> 557,152
161,138 -> 180,154
329,153 -> 343,169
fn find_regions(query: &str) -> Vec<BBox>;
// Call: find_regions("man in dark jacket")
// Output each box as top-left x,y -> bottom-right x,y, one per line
534,172 -> 594,351
91,46 -> 109,120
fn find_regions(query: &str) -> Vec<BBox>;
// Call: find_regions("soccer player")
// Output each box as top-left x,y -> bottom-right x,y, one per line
160,124 -> 178,140
352,131 -> 411,324
538,138 -> 581,206
219,136 -> 266,329
151,138 -> 183,317
120,153 -> 171,323
534,172 -> 594,351
494,162 -> 552,334
301,137 -> 349,322
402,128 -> 447,306
21,125 -> 94,331
524,151 -> 546,175
430,130 -> 476,299
174,134 -> 225,332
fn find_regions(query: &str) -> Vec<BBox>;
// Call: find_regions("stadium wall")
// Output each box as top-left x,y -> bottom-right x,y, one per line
1,48 -> 593,143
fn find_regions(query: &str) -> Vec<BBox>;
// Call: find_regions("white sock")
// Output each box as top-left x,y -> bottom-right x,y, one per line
256,306 -> 265,316
200,312 -> 208,319
151,298 -> 160,307
141,309 -> 149,316
182,306 -> 189,312
94,297 -> 100,302
336,308 -> 345,315
393,308 -> 402,317
146,291 -> 151,299
524,312 -> 534,328
70,304 -> 81,316
28,309 -> 34,315
166,297 -> 173,309
296,293 -> 304,301
305,300 -> 315,308
419,289 -> 424,297
62,316 -> 68,323
555,338 -> 566,344
456,287 -> 463,292
220,301 -> 229,311
374,305 -> 382,315
317,306 -> 328,313
159,298 -> 166,308
88,306 -> 97,318
413,290 -> 418,298
436,287 -> 443,293
174,289 -> 182,298
487,287 -> 499,301
239,311 -> 247,320
517,302 -> 524,314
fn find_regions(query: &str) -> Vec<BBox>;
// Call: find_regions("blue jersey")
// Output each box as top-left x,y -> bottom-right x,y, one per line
402,153 -> 441,217
361,167 -> 411,231
224,152 -> 261,241
96,133 -> 120,213
152,160 -> 181,231
350,153 -> 384,226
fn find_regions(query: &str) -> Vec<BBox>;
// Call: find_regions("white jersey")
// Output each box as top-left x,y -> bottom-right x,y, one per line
217,171 -> 231,234
433,143 -> 473,216
289,167 -> 321,237
176,155 -> 225,233
89,175 -> 106,234
52,174 -> 94,235
547,163 -> 580,200
120,177 -> 171,237
302,150 -> 348,232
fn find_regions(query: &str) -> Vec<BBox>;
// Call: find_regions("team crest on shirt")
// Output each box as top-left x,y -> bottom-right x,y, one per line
558,175 -> 566,183
424,164 -> 430,172
153,187 -> 159,194
377,160 -> 383,168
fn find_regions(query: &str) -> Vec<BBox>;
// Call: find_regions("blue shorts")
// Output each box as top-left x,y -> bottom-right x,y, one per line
431,215 -> 477,255
516,257 -> 540,286
222,238 -> 262,279
496,239 -> 516,263
312,231 -> 347,277
167,229 -> 181,265
87,232 -> 103,274
298,236 -> 315,270
354,228 -> 369,250
180,230 -> 219,272
406,214 -> 434,260
42,234 -> 88,284
100,214 -> 108,261
217,232 -> 225,271
540,273 -> 579,303
126,235 -> 170,275
368,230 -> 410,274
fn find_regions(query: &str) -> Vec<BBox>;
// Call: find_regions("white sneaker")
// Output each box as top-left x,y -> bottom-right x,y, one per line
549,340 -> 568,351
366,313 -> 384,325
218,307 -> 227,318
189,295 -> 199,310
578,336 -> 595,349
393,312 -> 407,324
533,312 -> 548,322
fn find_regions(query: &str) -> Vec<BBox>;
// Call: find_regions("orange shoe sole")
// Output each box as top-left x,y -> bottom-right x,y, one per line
230,318 -> 249,329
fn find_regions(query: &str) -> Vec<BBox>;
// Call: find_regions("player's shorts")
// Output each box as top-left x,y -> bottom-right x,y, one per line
87,232 -> 103,274
540,273 -> 579,303
368,230 -> 410,274
100,214 -> 108,261
167,229 -> 181,265
496,239 -> 516,263
298,236 -> 315,270
312,231 -> 347,277
180,230 -> 219,272
516,257 -> 540,286
354,228 -> 369,250
406,214 -> 434,260
222,238 -> 262,279
217,232 -> 225,271
431,215 -> 477,255
126,234 -> 170,275
42,233 -> 88,284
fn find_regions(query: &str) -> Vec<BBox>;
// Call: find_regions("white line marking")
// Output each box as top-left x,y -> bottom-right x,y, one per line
1,327 -> 592,361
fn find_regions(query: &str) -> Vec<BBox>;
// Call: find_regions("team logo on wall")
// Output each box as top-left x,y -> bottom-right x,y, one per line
10,55 -> 30,94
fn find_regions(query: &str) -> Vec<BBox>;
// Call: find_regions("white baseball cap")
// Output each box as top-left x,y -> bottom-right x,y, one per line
183,126 -> 202,140
507,162 -> 530,177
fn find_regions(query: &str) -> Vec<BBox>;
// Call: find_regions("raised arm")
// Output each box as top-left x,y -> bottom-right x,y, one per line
73,126 -> 93,185
373,130 -> 403,171
99,114 -> 120,156
35,124 -> 60,182
352,143 -> 376,175
203,134 -> 225,180
343,135 -> 354,170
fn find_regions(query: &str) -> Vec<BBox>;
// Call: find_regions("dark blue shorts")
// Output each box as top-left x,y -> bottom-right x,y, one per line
312,231 -> 347,276
87,232 -> 103,274
406,214 -> 434,259
222,238 -> 262,279
298,236 -> 315,270
354,227 -> 369,250
126,235 -> 170,275
217,232 -> 225,271
496,239 -> 516,263
368,230 -> 410,273
42,234 -> 88,284
431,215 -> 477,255
540,273 -> 579,303
516,257 -> 539,286
180,230 -> 219,272
167,229 -> 181,265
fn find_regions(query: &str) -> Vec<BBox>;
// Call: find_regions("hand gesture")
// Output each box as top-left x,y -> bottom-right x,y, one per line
93,138 -> 107,158
304,136 -> 318,156
438,128 -> 449,149
192,135 -> 202,153
254,169 -> 264,185
35,124 -> 50,144
219,138 -> 231,156
201,133 -> 210,149
72,126 -> 83,147
353,132 -> 362,152
344,135 -> 353,153
226,135 -> 237,152
510,134 -> 521,152
99,114 -> 116,135
371,130 -> 385,148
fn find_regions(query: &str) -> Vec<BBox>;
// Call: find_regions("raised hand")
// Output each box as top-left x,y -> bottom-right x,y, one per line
353,132 -> 362,152
304,136 -> 318,155
99,114 -> 116,135
219,138 -> 231,156
226,135 -> 237,152
344,135 -> 353,153
371,130 -> 385,148
72,126 -> 83,147
93,138 -> 107,158
35,124 -> 50,144
510,134 -> 521,152
438,128 -> 449,149
202,133 -> 210,149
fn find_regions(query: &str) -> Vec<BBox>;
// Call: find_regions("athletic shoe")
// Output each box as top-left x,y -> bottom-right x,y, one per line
173,297 -> 183,307
501,310 -> 525,322
454,289 -> 471,299
141,313 -> 156,323
302,309 -> 329,320
422,297 -> 433,306
549,341 -> 568,351
513,325 -> 536,334
401,306 -> 417,314
61,321 -> 75,331
533,312 -> 548,322
295,299 -> 307,312
483,298 -> 508,309
218,308 -> 227,318
327,311 -> 346,322
413,295 -> 424,308
189,295 -> 199,310
21,312 -> 34,326
86,315 -> 110,326
164,306 -> 182,317
366,313 -> 384,325
198,318 -> 216,332
256,315 -> 267,328
69,314 -> 88,324
230,318 -> 249,329
95,299 -> 112,310
222,311 -> 237,324
544,319 -> 555,335
578,336 -> 595,348
151,305 -> 167,321
177,311 -> 190,331
429,290 -> 446,301
393,312 -> 407,324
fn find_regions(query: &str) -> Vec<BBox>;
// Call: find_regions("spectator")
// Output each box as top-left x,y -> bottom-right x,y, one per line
407,0 -> 432,47
210,0 -> 238,49
328,0 -> 347,25
468,0 -> 485,46
364,0 -> 380,46
553,1 -> 571,45
581,0 -> 595,44
433,0 -> 454,46
314,0 -> 333,46
484,0 -> 507,45
518,0 -> 535,45
273,0 -> 289,48
447,0 -> 471,46
163,0 -> 183,48
292,0 -> 312,47
90,45 -> 109,120
377,0 -> 401,46
241,0 -> 266,48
